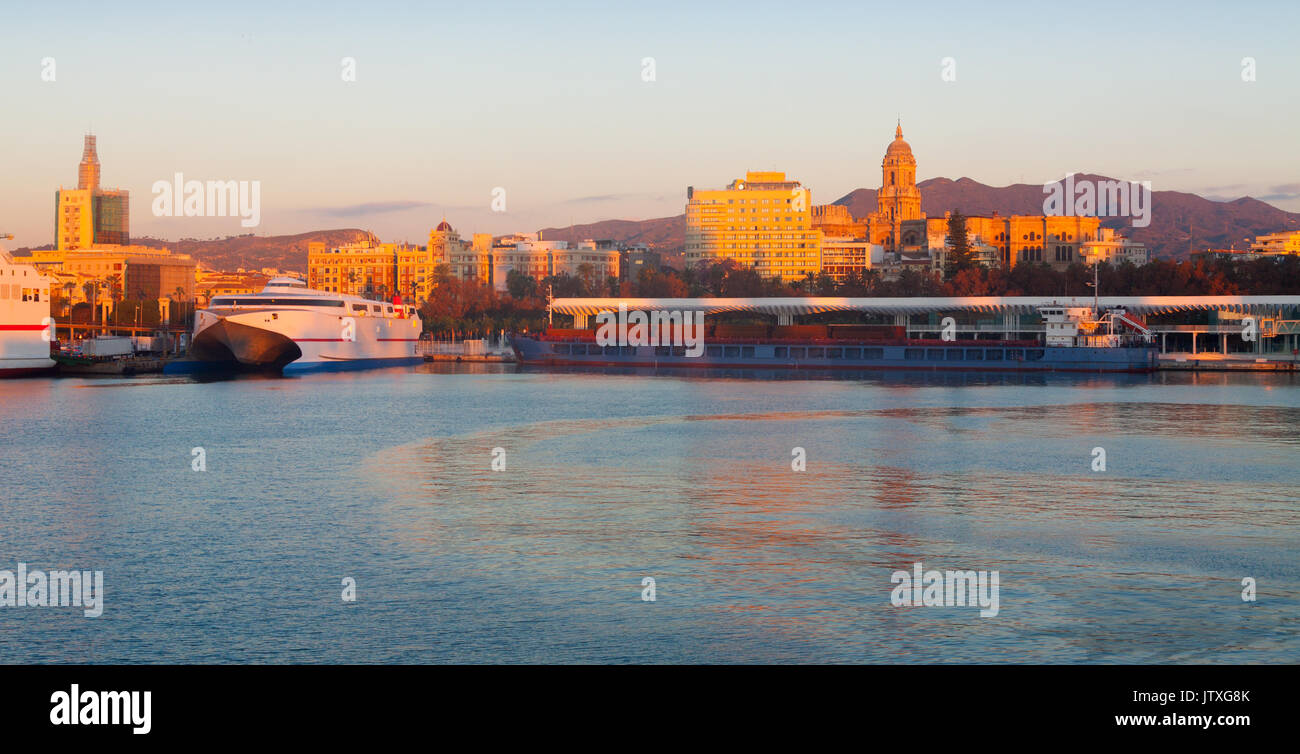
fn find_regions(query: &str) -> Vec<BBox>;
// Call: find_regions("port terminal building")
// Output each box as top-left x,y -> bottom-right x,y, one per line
547,296 -> 1300,357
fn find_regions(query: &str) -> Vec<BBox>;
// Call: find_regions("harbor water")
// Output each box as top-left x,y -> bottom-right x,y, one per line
1,365 -> 1297,663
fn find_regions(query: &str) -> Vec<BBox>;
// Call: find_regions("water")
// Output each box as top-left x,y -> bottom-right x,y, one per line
1,366 -> 1297,663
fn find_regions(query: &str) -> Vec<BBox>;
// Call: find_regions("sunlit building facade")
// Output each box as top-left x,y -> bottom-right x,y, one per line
685,171 -> 822,280
307,240 -> 435,302
31,245 -> 196,302
54,135 -> 129,251
813,123 -> 1109,274
1250,231 -> 1300,255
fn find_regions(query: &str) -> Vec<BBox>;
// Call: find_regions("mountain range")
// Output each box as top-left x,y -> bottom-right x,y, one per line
540,175 -> 1300,260
14,178 -> 1297,271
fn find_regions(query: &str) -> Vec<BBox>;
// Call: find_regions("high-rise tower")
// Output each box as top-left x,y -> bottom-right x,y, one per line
78,135 -> 101,191
55,134 -> 129,251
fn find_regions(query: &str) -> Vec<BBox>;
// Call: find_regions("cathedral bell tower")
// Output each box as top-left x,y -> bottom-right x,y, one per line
876,121 -> 923,250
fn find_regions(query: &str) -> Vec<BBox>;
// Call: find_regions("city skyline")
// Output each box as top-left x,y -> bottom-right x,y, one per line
3,0 -> 1299,249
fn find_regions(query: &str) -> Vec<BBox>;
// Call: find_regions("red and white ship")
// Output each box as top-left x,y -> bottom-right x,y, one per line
0,244 -> 55,377
179,277 -> 423,373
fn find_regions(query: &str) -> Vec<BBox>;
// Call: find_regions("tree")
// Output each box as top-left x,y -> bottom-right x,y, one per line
576,263 -> 596,294
944,211 -> 976,280
506,269 -> 538,300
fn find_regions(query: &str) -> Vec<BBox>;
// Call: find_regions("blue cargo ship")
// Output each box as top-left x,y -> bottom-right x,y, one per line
511,305 -> 1159,373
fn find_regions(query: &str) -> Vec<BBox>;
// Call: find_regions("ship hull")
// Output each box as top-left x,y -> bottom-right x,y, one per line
511,335 -> 1159,373
1,324 -> 55,377
177,308 -> 423,374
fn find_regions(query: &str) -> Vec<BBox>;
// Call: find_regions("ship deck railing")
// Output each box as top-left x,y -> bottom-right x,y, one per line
530,333 -> 1046,348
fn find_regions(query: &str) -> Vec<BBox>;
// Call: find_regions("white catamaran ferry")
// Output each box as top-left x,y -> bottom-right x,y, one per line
0,243 -> 55,377
183,277 -> 423,373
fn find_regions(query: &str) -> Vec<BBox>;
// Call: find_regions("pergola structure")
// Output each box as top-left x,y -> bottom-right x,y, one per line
548,296 -> 1300,354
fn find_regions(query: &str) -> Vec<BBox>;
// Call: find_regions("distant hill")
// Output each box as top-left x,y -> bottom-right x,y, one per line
542,176 -> 1300,261
131,229 -> 376,272
11,229 -> 377,272
14,178 -> 1296,270
536,215 -> 685,248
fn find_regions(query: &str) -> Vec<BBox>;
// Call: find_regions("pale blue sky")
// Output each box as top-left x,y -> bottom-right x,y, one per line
2,0 -> 1298,248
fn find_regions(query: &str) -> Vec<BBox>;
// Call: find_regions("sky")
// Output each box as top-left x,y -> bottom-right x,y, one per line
2,0 -> 1298,249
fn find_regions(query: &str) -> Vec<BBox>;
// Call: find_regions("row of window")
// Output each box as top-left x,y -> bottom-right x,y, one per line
1,286 -> 41,301
549,344 -> 1047,361
902,348 -> 1045,361
209,297 -> 345,308
994,232 -> 1095,242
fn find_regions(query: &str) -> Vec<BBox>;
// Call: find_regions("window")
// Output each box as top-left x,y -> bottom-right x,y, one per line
550,344 -> 570,355
927,349 -> 945,360
209,297 -> 344,308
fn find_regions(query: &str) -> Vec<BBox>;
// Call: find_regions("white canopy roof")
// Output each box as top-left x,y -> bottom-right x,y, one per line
549,296 -> 1300,317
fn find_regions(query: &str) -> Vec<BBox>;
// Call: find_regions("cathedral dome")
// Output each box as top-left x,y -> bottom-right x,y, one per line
883,122 -> 915,163
435,219 -> 453,232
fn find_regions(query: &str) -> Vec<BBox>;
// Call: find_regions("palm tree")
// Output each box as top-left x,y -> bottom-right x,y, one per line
82,280 -> 100,329
173,285 -> 188,328
62,281 -> 75,310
